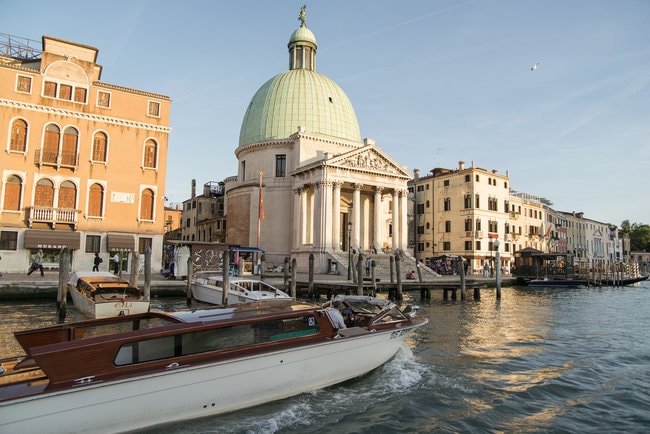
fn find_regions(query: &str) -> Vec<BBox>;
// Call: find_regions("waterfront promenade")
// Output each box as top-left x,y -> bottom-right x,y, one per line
0,269 -> 515,300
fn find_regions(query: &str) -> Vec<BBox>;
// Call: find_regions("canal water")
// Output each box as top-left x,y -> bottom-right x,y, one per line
1,281 -> 649,433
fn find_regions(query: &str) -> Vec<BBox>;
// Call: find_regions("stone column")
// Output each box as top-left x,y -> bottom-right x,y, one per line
374,186 -> 383,251
306,186 -> 313,245
332,181 -> 342,250
300,187 -> 309,247
392,189 -> 400,251
353,183 -> 362,250
293,187 -> 306,248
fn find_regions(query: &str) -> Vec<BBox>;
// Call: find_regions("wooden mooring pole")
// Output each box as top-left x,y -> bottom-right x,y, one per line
57,248 -> 70,321
308,254 -> 315,298
222,253 -> 229,306
356,253 -> 364,296
291,258 -> 297,299
185,256 -> 193,306
283,257 -> 290,291
393,254 -> 403,301
144,247 -> 151,301
459,257 -> 467,300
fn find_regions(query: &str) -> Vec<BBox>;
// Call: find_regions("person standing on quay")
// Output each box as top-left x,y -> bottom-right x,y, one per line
112,252 -> 120,275
27,249 -> 45,276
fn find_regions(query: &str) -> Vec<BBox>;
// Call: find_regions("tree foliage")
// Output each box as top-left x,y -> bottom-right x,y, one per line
621,220 -> 650,251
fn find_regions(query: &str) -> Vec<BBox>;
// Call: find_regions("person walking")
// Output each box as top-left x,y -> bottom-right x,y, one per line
27,249 -> 45,276
93,253 -> 103,271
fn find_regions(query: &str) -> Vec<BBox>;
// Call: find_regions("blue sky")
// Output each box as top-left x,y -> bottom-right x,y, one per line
3,0 -> 649,226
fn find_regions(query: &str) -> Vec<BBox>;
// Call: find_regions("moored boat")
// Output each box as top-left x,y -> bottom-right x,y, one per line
0,296 -> 427,433
67,271 -> 150,318
587,274 -> 649,286
525,277 -> 587,287
191,270 -> 292,305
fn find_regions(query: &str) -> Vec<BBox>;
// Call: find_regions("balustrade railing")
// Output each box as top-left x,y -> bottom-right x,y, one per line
28,206 -> 79,228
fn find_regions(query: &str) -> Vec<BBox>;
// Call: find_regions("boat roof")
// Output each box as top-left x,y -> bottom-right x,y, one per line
168,299 -> 315,323
12,300 -> 319,357
67,271 -> 134,287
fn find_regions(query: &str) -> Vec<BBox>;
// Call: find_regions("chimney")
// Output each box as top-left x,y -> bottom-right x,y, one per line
458,161 -> 465,170
191,179 -> 196,198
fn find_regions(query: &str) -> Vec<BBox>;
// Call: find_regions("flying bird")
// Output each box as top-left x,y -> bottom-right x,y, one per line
531,62 -> 540,71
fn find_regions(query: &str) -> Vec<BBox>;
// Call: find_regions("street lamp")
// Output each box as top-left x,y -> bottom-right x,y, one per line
347,222 -> 352,280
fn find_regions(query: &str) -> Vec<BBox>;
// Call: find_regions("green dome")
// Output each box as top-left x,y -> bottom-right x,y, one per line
239,69 -> 361,146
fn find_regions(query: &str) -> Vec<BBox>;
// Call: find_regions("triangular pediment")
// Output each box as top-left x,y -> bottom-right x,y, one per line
325,145 -> 411,178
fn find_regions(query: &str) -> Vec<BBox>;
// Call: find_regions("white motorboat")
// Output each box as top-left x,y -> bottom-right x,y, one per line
67,271 -> 150,318
191,270 -> 292,305
0,296 -> 427,433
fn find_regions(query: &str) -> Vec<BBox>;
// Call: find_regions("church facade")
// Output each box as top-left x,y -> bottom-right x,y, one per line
225,10 -> 412,273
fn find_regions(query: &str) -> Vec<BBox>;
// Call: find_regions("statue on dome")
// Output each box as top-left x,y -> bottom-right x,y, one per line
298,5 -> 307,27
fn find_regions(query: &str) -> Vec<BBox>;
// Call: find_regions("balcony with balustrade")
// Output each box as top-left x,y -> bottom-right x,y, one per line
28,206 -> 79,229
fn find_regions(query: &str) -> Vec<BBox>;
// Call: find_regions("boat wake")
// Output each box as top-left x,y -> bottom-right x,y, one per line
135,344 -> 432,434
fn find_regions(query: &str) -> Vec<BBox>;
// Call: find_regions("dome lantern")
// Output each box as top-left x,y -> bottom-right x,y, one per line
288,5 -> 317,71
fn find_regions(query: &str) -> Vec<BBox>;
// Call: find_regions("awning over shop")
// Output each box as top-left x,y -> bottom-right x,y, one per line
24,230 -> 81,250
107,233 -> 135,252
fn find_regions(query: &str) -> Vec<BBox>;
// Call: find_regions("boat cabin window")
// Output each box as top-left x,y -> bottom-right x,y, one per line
114,315 -> 320,366
371,307 -> 408,325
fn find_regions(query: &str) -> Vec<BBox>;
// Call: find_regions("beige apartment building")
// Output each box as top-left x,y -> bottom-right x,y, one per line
408,160 -> 632,276
0,34 -> 170,273
409,161 -> 511,274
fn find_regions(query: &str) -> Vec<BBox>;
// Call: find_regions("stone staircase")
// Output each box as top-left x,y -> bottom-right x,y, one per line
327,251 -> 440,283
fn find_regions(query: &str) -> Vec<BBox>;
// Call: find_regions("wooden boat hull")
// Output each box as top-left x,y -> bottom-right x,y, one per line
0,322 -> 422,433
68,286 -> 150,318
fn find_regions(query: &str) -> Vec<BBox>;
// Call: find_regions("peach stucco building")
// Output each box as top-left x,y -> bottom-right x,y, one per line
0,35 -> 171,273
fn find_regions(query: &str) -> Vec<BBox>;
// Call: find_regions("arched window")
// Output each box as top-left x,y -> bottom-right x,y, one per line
10,119 -> 28,152
34,178 -> 54,207
140,188 -> 154,220
92,132 -> 107,162
61,127 -> 79,166
3,175 -> 23,211
143,139 -> 157,169
43,124 -> 60,164
88,183 -> 104,217
58,181 -> 77,209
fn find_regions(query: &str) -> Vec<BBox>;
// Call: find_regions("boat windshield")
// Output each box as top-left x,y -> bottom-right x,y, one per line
344,299 -> 387,315
371,307 -> 408,325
